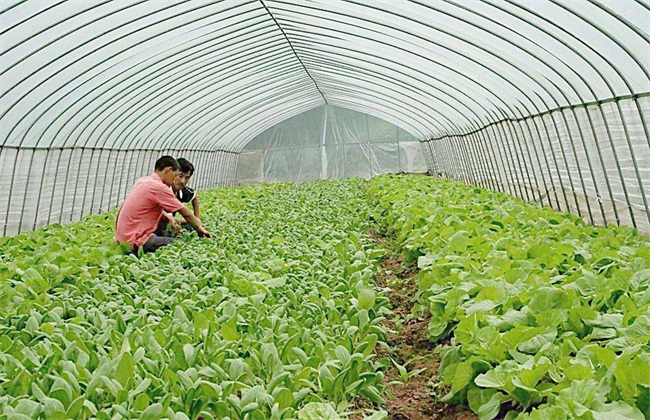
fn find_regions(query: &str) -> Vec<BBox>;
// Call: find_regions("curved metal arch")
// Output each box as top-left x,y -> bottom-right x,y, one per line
331,0 -> 571,104
1,1 -> 112,55
71,26 -> 280,148
551,0 -> 649,83
503,0 -> 645,97
502,0 -> 649,224
10,0 -> 568,223
547,0 -> 650,222
291,38 -> 492,128
283,34 -> 541,146
416,0 -> 648,225
204,82 -> 439,152
187,91 -> 323,153
345,0 -> 591,124
214,101 -> 327,153
71,39 -> 294,215
270,0 -> 539,124
279,32 -> 522,128
31,14 -> 280,149
317,85 -> 453,136
0,0 -> 64,38
0,0 -> 263,146
32,36 -> 288,230
177,40 -> 476,150
126,49 -> 298,151
1,0 -> 649,235
259,0 -> 327,105
447,0 -> 616,224
143,63 -> 310,151
2,0 -> 644,151
290,60 -> 464,135
175,78 -> 320,150
1,0 -> 170,98
444,0 -> 630,220
278,0 -> 604,208
374,0 -> 650,223
298,52 -> 488,129
0,0 -> 26,15
132,61 -> 311,150
294,58 -> 470,135
271,0 -> 615,206
100,42 -> 297,152
588,0 -> 650,44
446,0 -> 601,102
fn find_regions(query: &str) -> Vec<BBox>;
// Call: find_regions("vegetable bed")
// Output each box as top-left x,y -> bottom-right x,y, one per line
1,174 -> 648,419
369,174 -> 649,419
1,179 -> 388,419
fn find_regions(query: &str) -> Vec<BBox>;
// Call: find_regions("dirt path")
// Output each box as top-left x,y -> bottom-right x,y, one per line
360,230 -> 477,420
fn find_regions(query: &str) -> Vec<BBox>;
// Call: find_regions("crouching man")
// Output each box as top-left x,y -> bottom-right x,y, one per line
115,156 -> 211,254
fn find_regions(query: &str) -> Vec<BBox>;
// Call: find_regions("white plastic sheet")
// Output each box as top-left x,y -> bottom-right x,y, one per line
1,0 -> 648,234
236,105 -> 427,184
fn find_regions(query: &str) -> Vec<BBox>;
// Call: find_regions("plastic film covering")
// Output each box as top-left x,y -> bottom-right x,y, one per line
0,148 -> 236,236
1,0 -> 649,235
424,96 -> 650,233
236,105 -> 427,183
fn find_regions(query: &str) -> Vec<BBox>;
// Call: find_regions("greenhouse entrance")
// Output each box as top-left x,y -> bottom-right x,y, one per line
236,105 -> 428,184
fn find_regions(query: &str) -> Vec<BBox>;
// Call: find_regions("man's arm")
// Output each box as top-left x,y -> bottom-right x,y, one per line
177,206 -> 211,237
161,211 -> 180,234
191,196 -> 200,218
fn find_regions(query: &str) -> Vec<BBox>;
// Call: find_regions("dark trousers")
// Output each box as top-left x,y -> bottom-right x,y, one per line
132,234 -> 179,254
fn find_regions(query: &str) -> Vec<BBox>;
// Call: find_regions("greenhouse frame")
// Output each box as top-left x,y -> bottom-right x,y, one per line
1,1 -> 650,419
1,0 -> 648,236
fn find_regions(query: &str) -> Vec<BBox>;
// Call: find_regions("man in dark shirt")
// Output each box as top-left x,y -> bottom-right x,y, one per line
156,158 -> 202,236
174,158 -> 200,218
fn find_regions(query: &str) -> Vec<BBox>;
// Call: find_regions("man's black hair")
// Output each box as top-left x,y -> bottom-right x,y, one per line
177,158 -> 195,176
155,155 -> 179,171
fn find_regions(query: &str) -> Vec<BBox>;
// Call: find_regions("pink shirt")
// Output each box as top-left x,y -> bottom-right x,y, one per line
115,173 -> 184,247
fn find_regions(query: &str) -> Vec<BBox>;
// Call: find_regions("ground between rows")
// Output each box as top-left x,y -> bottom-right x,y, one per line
353,230 -> 477,420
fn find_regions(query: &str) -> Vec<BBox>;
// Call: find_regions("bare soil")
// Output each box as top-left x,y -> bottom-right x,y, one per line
353,229 -> 477,420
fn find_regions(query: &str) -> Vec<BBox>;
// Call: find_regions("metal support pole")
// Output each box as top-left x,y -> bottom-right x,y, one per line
456,136 -> 475,185
530,115 -> 565,211
520,117 -> 553,209
496,120 -> 529,201
465,134 -> 486,189
48,148 -> 71,226
505,120 -> 537,203
585,104 -> 619,226
547,111 -> 583,218
615,100 -> 647,227
478,129 -> 507,194
558,111 -> 595,225
469,132 -> 494,191
490,124 -> 519,198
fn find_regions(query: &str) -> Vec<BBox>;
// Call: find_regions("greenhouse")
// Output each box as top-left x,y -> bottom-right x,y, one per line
1,1 -> 649,419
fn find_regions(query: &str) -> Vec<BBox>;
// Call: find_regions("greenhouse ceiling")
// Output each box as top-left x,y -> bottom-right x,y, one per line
1,0 -> 649,153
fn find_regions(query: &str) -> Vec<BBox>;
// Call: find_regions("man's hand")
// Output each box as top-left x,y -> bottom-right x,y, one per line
197,226 -> 211,238
169,218 -> 181,235
178,206 -> 211,238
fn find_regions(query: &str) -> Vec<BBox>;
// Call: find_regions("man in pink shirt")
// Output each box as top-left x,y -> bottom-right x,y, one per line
115,156 -> 211,253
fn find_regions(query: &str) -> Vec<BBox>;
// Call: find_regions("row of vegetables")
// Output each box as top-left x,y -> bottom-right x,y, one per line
1,174 -> 648,419
369,175 -> 649,419
1,179 -> 388,419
